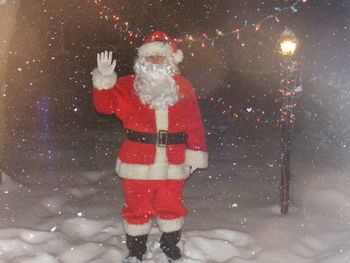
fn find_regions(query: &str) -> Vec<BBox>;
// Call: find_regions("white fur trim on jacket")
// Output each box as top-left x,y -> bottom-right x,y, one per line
157,217 -> 184,233
138,41 -> 173,58
123,220 -> 152,236
91,68 -> 117,90
116,158 -> 191,180
185,150 -> 208,169
115,108 -> 192,180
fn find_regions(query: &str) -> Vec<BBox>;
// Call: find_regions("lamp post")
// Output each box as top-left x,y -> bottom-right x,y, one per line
277,28 -> 302,214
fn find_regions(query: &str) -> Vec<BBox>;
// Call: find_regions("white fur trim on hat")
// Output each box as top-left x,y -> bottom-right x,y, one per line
138,41 -> 173,58
157,217 -> 184,233
173,49 -> 183,63
123,219 -> 153,236
92,68 -> 117,90
185,150 -> 208,169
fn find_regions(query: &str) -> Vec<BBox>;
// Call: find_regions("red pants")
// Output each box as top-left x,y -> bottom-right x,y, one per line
122,179 -> 187,226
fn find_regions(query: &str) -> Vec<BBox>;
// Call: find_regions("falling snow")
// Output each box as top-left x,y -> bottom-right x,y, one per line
1,0 -> 350,262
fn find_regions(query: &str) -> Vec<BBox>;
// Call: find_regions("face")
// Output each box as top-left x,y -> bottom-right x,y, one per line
146,56 -> 166,64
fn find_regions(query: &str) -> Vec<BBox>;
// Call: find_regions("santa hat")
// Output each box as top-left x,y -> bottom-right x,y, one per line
137,31 -> 184,64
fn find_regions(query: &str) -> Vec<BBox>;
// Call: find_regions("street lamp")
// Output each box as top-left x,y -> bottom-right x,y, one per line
277,28 -> 302,214
278,28 -> 298,55
280,40 -> 297,56
279,29 -> 298,57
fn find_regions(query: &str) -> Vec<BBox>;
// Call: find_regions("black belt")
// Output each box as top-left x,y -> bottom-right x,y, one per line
126,129 -> 188,147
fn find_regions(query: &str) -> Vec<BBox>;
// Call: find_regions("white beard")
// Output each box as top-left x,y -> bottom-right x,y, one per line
133,57 -> 180,110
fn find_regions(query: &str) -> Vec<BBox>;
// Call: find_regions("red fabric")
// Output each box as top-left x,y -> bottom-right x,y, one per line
122,179 -> 187,225
93,74 -> 207,165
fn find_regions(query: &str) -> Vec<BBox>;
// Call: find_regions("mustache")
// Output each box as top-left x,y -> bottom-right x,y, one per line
134,57 -> 179,77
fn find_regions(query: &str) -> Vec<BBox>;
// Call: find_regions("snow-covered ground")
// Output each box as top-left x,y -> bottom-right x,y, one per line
1,113 -> 350,262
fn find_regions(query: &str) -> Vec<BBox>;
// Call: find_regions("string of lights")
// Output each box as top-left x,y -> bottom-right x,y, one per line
275,28 -> 303,124
198,96 -> 279,124
89,0 -> 306,125
90,0 -> 309,47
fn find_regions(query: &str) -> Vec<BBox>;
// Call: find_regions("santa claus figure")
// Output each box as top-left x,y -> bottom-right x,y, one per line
92,31 -> 208,262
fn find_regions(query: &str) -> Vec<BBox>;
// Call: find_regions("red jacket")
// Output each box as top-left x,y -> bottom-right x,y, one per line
93,72 -> 208,177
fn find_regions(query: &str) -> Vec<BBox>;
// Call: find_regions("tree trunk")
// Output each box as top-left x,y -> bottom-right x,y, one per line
0,0 -> 22,173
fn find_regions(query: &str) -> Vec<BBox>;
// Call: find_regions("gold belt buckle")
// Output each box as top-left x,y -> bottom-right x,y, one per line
157,130 -> 168,147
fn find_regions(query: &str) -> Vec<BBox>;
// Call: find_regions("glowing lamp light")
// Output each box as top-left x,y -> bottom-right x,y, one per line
278,28 -> 298,56
280,40 -> 297,56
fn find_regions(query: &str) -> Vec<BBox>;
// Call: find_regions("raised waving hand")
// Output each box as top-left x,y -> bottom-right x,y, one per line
97,51 -> 116,76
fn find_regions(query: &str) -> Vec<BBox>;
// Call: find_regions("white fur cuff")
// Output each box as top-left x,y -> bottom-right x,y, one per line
123,220 -> 153,236
91,68 -> 117,90
185,150 -> 208,169
157,217 -> 184,233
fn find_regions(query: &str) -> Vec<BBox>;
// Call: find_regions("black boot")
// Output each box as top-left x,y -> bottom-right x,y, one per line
159,230 -> 182,262
125,234 -> 148,262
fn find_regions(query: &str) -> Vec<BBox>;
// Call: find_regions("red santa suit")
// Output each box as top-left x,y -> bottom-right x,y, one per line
92,32 -> 208,236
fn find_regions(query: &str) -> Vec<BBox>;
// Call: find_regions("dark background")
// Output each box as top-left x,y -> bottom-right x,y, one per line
3,0 -> 350,174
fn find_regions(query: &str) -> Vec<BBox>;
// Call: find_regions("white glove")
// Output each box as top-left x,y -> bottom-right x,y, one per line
97,51 -> 116,76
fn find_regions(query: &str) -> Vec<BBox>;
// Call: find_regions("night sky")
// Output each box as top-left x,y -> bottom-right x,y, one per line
4,0 -> 350,138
